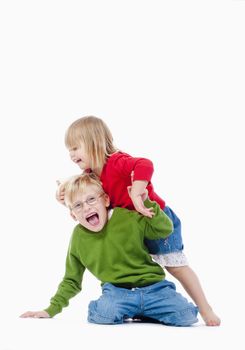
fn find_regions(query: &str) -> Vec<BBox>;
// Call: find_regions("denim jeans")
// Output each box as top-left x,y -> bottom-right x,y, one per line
144,206 -> 184,254
88,280 -> 198,326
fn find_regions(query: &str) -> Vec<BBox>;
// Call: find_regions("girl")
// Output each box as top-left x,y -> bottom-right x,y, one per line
57,115 -> 220,326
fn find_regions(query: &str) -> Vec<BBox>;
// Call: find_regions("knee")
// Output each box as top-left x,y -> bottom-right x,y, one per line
162,305 -> 199,327
165,266 -> 181,277
87,300 -> 124,325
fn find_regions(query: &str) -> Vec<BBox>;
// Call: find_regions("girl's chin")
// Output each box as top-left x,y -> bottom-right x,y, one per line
78,163 -> 85,170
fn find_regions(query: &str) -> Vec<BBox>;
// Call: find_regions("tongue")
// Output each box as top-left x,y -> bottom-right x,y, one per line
87,214 -> 99,226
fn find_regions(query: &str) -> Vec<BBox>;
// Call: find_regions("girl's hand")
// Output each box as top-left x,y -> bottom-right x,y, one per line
20,310 -> 50,318
128,176 -> 154,218
56,180 -> 66,205
127,186 -> 154,218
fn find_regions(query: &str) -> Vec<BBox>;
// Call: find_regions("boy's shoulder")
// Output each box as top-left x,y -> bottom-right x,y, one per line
112,199 -> 160,224
112,200 -> 157,219
107,207 -> 142,231
70,224 -> 85,242
113,206 -> 138,217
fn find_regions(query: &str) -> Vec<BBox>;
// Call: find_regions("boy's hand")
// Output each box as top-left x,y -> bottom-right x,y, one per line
56,180 -> 66,205
20,310 -> 50,318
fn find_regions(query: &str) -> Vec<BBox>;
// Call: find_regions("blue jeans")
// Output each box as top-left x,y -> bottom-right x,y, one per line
144,206 -> 183,254
88,280 -> 198,326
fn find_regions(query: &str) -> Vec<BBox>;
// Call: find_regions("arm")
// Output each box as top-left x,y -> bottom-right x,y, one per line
138,199 -> 173,240
129,179 -> 154,217
44,248 -> 85,317
20,233 -> 85,318
117,154 -> 155,217
115,154 -> 154,182
127,181 -> 154,217
129,158 -> 154,217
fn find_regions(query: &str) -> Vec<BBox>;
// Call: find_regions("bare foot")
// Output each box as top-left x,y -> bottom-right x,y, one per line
200,308 -> 221,326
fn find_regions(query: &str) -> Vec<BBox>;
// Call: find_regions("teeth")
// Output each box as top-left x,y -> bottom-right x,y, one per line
86,213 -> 96,219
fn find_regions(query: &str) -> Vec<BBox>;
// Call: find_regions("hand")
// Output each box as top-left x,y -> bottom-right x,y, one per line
20,310 -> 50,318
127,185 -> 154,218
56,180 -> 66,205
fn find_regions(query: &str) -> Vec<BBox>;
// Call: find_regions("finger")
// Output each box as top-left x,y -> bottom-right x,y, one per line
20,311 -> 34,318
140,207 -> 155,218
146,207 -> 155,216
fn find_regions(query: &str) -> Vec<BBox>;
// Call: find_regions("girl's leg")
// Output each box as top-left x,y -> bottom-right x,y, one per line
147,206 -> 221,326
166,265 -> 221,326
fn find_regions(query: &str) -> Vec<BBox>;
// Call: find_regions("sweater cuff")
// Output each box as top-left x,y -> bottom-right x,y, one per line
144,198 -> 156,208
44,304 -> 61,318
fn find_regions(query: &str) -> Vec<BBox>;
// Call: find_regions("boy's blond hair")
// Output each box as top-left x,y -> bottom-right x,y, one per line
65,116 -> 118,172
63,173 -> 104,208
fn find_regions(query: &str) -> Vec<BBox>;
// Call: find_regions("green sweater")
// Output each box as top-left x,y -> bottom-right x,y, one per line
45,200 -> 173,317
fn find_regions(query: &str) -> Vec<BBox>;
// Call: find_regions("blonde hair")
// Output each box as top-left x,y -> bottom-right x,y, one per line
63,172 -> 104,208
65,116 -> 118,171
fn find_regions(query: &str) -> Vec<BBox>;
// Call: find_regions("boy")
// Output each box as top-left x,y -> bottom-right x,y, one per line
21,173 -> 198,326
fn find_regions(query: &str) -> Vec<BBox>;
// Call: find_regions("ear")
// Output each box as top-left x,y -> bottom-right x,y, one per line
70,211 -> 77,221
104,194 -> 110,208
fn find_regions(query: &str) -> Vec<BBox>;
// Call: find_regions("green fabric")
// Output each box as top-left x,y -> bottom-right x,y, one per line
45,199 -> 173,317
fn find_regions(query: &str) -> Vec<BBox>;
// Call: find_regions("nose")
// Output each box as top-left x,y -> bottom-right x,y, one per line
69,150 -> 76,161
82,201 -> 92,212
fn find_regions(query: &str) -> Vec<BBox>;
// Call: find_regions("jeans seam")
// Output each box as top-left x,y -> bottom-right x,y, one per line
89,310 -> 119,321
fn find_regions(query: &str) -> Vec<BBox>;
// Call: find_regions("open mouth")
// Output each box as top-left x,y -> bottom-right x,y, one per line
86,213 -> 99,226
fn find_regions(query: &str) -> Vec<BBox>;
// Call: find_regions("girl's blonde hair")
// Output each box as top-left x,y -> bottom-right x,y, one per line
65,116 -> 118,171
63,172 -> 104,208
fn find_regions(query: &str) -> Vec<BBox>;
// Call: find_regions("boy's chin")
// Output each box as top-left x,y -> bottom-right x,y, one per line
89,228 -> 103,233
83,223 -> 104,232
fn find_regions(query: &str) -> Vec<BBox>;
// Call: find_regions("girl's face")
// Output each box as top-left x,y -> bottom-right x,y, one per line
69,144 -> 91,170
70,184 -> 110,232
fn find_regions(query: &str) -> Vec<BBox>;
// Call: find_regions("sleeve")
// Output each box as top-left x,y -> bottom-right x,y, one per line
138,199 -> 173,240
44,238 -> 85,317
114,154 -> 154,183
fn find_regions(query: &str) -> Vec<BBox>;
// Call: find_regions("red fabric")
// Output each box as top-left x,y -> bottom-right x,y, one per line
100,152 -> 165,210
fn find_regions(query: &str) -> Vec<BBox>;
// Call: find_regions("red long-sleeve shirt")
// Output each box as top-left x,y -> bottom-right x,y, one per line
100,152 -> 165,210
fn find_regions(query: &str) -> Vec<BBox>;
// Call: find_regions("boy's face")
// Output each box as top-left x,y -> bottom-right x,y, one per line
70,184 -> 110,232
69,143 -> 90,170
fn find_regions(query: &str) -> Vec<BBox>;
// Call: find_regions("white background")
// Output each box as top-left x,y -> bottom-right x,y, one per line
0,1 -> 244,349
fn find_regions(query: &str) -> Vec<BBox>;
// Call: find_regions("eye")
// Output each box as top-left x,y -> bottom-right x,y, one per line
86,196 -> 96,205
73,202 -> 82,210
69,146 -> 77,152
